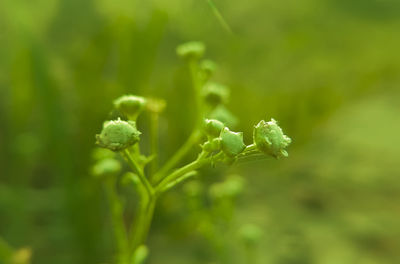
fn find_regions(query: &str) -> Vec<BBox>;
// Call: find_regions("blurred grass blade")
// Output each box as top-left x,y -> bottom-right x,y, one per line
206,0 -> 233,34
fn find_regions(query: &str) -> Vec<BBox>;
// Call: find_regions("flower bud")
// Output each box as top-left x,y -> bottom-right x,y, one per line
202,82 -> 230,106
253,118 -> 291,159
202,138 -> 221,152
96,118 -> 141,151
176,41 -> 205,60
204,119 -> 224,138
92,158 -> 121,177
209,105 -> 239,128
220,127 -> 246,157
113,95 -> 146,120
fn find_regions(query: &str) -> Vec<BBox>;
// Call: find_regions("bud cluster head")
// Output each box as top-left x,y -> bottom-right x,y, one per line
113,95 -> 146,120
203,82 -> 230,107
96,119 -> 141,151
176,41 -> 205,60
253,118 -> 291,159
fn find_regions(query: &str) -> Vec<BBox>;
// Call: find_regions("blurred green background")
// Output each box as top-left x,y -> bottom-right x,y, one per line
1,0 -> 400,263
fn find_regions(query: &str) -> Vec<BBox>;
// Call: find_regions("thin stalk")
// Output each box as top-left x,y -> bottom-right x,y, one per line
104,178 -> 129,264
149,112 -> 159,177
153,59 -> 204,183
129,195 -> 157,254
122,149 -> 153,196
206,0 -> 233,34
156,152 -> 224,193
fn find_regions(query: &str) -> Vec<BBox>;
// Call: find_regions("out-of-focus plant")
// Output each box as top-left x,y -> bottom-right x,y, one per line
92,41 -> 291,264
0,237 -> 32,264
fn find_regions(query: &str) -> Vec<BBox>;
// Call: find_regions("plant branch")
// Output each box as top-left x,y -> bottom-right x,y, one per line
122,149 -> 153,196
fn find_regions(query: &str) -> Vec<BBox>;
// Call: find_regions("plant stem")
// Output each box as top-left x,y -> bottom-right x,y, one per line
104,177 -> 129,264
153,130 -> 202,183
129,195 -> 157,254
206,0 -> 233,34
122,149 -> 153,196
149,112 -> 159,177
153,59 -> 204,183
156,152 -> 224,193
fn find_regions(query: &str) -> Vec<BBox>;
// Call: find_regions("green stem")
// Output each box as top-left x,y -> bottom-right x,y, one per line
122,149 -> 153,196
153,59 -> 205,183
129,195 -> 157,254
156,151 -> 224,193
104,178 -> 129,264
206,0 -> 233,34
149,112 -> 159,177
153,130 -> 202,183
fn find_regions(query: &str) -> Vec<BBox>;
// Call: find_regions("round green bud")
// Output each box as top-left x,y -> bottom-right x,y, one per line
204,119 -> 225,138
253,118 -> 291,159
202,82 -> 230,106
209,105 -> 239,128
113,95 -> 146,120
176,41 -> 205,60
239,224 -> 263,246
202,138 -> 221,152
220,127 -> 246,157
92,158 -> 121,177
96,118 -> 141,151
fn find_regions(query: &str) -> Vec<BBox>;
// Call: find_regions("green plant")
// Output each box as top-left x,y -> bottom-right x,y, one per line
92,41 -> 291,264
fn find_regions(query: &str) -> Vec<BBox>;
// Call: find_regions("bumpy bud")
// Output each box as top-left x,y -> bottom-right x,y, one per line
203,82 -> 230,106
176,41 -> 205,60
204,119 -> 224,138
253,118 -> 291,159
113,95 -> 146,120
220,127 -> 246,157
92,158 -> 121,177
96,118 -> 141,151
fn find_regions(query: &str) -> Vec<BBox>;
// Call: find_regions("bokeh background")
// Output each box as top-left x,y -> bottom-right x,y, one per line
1,0 -> 400,263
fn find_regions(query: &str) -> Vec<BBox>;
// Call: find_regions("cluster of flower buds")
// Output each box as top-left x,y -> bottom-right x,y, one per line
202,116 -> 291,162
